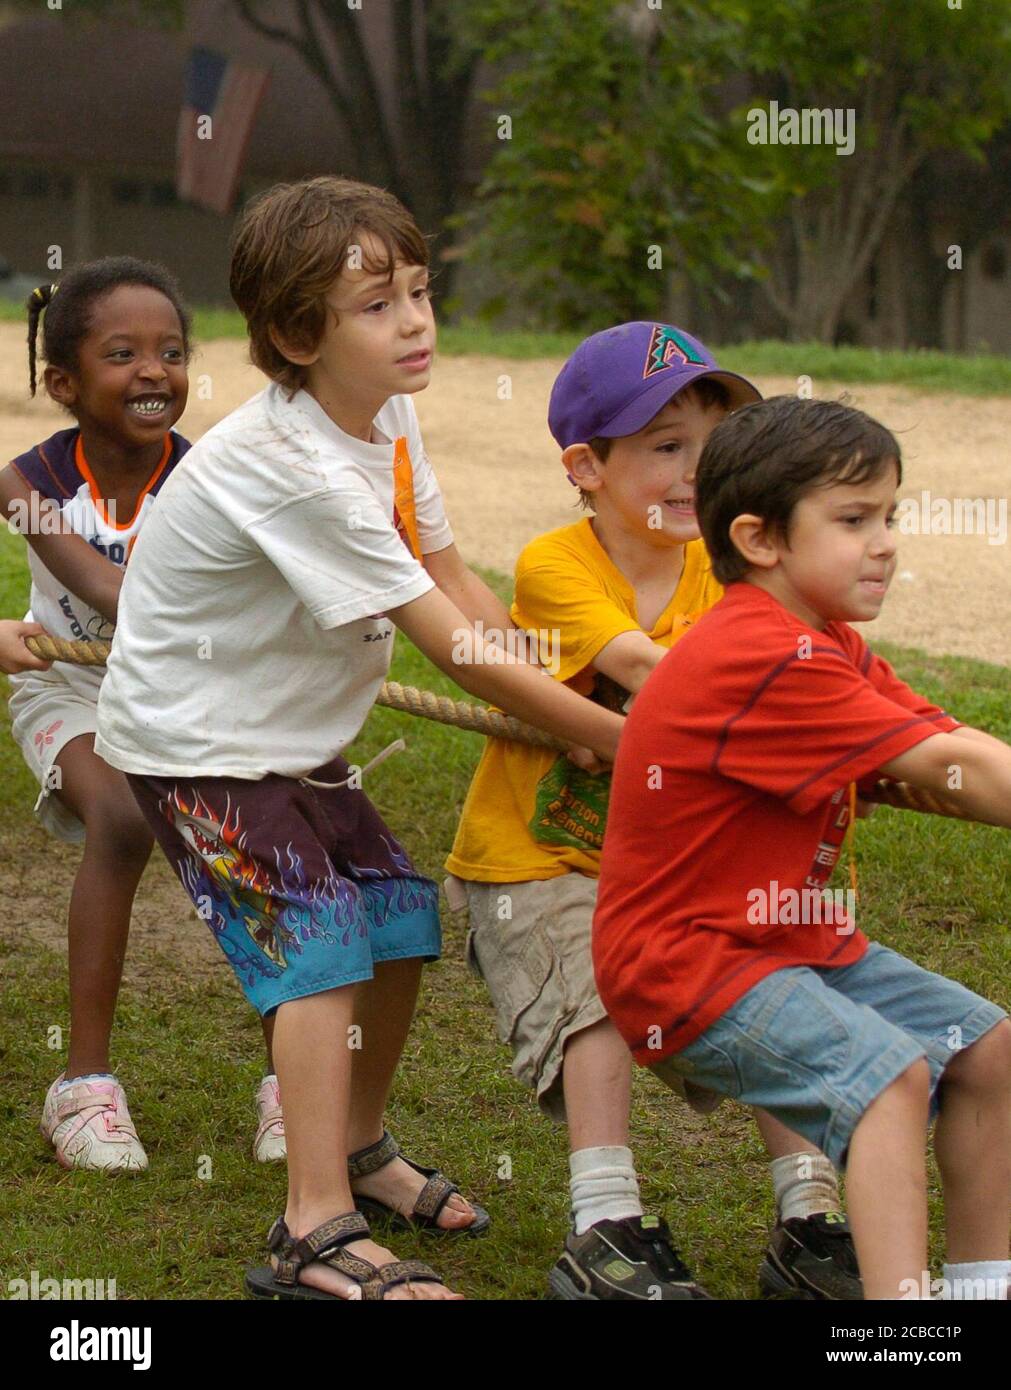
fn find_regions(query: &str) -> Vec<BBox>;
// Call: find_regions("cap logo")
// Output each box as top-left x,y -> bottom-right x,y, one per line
643,324 -> 706,379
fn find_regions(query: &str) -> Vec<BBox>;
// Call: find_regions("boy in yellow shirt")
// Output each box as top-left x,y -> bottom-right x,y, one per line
447,323 -> 861,1300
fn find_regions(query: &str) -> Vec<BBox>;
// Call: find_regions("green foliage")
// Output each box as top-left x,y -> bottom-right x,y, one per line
460,0 -> 1011,336
737,0 -> 1011,199
715,340 -> 1011,396
455,0 -> 767,330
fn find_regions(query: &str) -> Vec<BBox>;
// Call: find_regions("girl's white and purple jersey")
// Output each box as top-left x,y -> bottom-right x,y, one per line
10,426 -> 189,698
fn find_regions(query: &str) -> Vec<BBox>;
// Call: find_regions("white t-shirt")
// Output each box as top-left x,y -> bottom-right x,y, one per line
95,384 -> 452,779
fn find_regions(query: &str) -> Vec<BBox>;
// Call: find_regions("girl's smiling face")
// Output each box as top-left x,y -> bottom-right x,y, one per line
46,284 -> 189,448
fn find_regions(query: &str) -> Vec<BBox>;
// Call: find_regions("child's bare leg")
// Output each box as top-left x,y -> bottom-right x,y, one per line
345,957 -> 423,1147
274,987 -> 461,1299
54,737 -> 153,1077
562,1017 -> 632,1151
934,1021 -> 1011,1264
845,1058 -> 930,1298
752,1108 -> 821,1159
345,957 -> 475,1229
260,1013 -> 275,1072
753,1108 -> 845,1221
561,1018 -> 644,1232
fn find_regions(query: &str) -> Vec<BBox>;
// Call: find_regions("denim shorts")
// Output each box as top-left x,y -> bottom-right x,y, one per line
128,757 -> 441,1016
650,942 -> 1006,1169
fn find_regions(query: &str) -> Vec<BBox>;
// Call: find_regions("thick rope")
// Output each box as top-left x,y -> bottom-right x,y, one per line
21,632 -> 986,823
23,633 -> 567,751
27,634 -> 111,667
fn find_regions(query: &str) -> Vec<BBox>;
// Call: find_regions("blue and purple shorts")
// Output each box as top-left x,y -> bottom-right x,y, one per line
128,757 -> 441,1015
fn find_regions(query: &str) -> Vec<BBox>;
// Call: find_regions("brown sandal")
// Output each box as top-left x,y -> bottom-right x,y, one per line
244,1210 -> 448,1301
348,1130 -> 491,1237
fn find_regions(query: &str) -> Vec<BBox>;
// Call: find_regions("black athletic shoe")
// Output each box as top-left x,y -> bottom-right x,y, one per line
548,1214 -> 713,1301
759,1212 -> 863,1299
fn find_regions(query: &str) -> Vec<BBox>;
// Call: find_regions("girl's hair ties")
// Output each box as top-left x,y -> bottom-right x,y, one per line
27,284 -> 59,396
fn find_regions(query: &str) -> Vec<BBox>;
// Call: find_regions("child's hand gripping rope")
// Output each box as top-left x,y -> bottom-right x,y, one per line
21,632 -> 1002,828
0,620 -> 54,674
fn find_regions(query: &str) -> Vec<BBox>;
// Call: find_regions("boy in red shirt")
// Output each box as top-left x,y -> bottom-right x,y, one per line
594,396 -> 1011,1300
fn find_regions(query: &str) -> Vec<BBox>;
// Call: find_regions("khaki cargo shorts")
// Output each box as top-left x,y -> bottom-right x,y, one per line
452,873 -> 724,1124
458,874 -> 607,1122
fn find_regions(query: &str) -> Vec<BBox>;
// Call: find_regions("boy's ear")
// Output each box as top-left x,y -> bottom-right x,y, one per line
728,513 -> 781,570
562,442 -> 604,495
268,324 -> 320,369
43,364 -> 77,410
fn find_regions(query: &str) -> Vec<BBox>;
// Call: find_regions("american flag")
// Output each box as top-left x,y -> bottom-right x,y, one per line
176,47 -> 270,215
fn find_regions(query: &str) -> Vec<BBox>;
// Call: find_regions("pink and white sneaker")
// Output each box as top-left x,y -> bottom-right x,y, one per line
40,1074 -> 148,1172
253,1075 -> 286,1163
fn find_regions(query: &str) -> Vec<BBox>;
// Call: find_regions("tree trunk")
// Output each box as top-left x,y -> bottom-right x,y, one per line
763,133 -> 925,343
232,0 -> 478,293
758,38 -> 934,343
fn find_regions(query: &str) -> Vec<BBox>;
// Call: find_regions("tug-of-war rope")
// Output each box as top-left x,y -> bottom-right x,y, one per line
24,633 -> 990,826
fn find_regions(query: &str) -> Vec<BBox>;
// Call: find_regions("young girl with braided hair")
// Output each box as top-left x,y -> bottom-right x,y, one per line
0,259 -> 192,1169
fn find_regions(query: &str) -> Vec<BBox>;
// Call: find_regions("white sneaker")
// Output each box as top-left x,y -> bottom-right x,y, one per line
253,1075 -> 286,1163
40,1074 -> 148,1172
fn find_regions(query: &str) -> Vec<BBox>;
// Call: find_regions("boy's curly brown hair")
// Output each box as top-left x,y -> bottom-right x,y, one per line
230,176 -> 429,397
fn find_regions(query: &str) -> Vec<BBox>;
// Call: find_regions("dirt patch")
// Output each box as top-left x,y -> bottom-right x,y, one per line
2,324 -> 1006,665
0,823 -> 233,989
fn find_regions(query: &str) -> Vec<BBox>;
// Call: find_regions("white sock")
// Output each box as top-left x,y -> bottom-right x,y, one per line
59,1072 -> 117,1092
941,1260 -> 1011,1300
569,1145 -> 642,1236
770,1152 -> 842,1222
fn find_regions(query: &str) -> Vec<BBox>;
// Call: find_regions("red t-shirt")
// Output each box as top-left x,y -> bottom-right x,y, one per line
592,583 -> 960,1066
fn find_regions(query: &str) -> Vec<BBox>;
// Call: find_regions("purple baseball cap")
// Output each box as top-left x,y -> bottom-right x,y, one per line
548,321 -> 761,449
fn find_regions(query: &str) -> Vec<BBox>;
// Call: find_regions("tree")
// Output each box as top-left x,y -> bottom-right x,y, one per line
231,0 -> 480,253
452,0 -> 771,331
738,0 -> 1011,341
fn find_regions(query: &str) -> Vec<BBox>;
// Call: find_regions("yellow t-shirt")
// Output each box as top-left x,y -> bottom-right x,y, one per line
445,518 -> 723,882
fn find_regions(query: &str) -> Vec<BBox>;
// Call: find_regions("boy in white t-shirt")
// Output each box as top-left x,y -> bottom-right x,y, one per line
95,176 -> 623,1302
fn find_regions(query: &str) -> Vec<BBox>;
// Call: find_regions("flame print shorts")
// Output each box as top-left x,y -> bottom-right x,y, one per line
127,756 -> 441,1015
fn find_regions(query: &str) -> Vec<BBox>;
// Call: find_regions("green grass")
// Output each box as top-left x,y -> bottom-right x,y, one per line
437,327 -> 1011,397
4,292 -> 1010,393
1,536 -> 1009,1299
721,340 -> 1011,395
